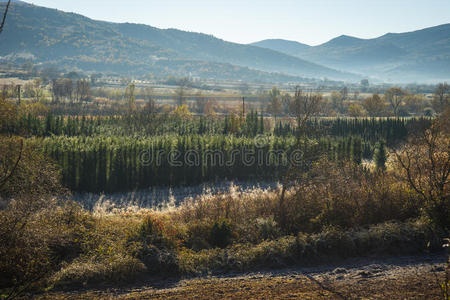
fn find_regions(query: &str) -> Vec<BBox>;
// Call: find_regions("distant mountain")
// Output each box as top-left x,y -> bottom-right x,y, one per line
1,0 -> 27,4
250,39 -> 311,57
0,1 -> 357,82
252,24 -> 450,82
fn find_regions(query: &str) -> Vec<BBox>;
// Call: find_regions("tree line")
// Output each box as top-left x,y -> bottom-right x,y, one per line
33,133 -> 389,193
5,110 -> 428,145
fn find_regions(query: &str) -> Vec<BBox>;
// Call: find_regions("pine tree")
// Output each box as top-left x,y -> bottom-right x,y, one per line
45,114 -> 55,136
223,115 -> 229,134
352,137 -> 362,165
259,112 -> 264,134
373,140 -> 387,170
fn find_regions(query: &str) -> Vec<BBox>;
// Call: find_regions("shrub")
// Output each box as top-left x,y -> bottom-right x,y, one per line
51,254 -> 146,288
134,244 -> 179,275
255,217 -> 280,241
127,214 -> 181,275
184,220 -> 213,250
209,219 -> 234,248
280,159 -> 420,234
177,220 -> 440,275
0,199 -> 95,296
312,226 -> 356,257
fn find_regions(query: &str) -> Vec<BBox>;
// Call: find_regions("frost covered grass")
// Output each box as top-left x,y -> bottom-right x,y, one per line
1,164 -> 445,295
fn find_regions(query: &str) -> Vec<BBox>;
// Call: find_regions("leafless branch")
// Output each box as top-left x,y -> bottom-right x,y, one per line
0,138 -> 23,189
0,0 -> 11,35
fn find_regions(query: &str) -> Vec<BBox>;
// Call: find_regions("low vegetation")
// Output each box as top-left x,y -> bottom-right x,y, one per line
0,111 -> 448,298
0,2 -> 449,298
0,80 -> 448,298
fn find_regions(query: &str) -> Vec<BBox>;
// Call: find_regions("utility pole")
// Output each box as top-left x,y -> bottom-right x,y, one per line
17,84 -> 21,105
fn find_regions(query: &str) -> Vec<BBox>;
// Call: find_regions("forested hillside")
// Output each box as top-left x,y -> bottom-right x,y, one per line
0,1 -> 355,81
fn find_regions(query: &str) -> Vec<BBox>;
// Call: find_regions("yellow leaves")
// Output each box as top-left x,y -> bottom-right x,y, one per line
18,102 -> 49,117
347,103 -> 366,117
0,98 -> 18,131
95,244 -> 115,257
172,105 -> 192,120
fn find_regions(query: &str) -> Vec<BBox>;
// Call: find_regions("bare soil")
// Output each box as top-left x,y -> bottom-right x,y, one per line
39,254 -> 447,299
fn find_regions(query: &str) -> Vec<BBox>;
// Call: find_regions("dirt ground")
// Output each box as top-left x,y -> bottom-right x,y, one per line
40,254 -> 447,300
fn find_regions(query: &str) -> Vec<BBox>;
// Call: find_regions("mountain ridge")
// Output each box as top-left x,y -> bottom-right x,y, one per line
252,23 -> 450,82
250,39 -> 311,57
0,1 -> 357,82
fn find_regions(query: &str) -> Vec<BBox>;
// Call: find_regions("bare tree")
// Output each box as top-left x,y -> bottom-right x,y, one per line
51,78 -> 73,103
281,92 -> 292,115
76,79 -> 90,102
277,87 -> 322,230
432,82 -> 449,114
363,94 -> 385,117
124,83 -> 136,112
193,91 -> 206,114
0,99 -> 23,195
392,111 -> 450,230
23,78 -> 44,103
63,78 -> 73,102
0,0 -> 11,35
266,87 -> 282,120
331,90 -> 344,114
385,87 -> 407,116
289,88 -> 322,139
143,86 -> 156,113
175,83 -> 187,107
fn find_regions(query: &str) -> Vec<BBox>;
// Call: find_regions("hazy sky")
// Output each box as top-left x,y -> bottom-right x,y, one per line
24,0 -> 450,46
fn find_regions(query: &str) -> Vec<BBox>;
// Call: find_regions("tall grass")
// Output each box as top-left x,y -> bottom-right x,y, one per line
0,159 -> 445,295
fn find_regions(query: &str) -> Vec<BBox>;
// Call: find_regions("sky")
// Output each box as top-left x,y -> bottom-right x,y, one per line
23,0 -> 450,46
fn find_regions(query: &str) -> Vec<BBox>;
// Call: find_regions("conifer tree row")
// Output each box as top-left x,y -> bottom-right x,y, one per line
32,133 -> 382,192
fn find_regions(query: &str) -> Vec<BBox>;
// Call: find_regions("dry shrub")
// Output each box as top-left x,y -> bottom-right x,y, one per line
168,159 -> 420,246
281,159 -> 419,234
51,254 -> 146,288
0,137 -> 64,199
178,220 -> 440,275
171,185 -> 281,244
0,137 -> 83,297
392,114 -> 450,231
0,199 -> 95,296
125,213 -> 182,275
51,213 -> 150,287
0,120 -> 446,294
0,136 -> 150,294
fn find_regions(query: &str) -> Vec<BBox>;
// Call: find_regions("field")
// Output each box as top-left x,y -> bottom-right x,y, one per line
0,78 -> 449,299
1,1 -> 450,298
41,254 -> 446,299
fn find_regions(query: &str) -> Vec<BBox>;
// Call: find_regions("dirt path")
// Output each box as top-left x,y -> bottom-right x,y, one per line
41,254 -> 447,299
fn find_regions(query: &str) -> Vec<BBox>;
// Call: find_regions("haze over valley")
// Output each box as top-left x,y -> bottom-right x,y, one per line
1,0 -> 449,83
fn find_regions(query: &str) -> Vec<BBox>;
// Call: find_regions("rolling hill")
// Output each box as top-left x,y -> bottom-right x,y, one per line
252,24 -> 450,82
0,1 -> 356,82
250,39 -> 311,57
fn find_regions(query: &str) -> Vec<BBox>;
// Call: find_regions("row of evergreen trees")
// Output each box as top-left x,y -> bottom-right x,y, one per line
9,114 -> 100,137
8,113 -> 428,143
33,134 -> 384,193
274,117 -> 430,145
38,135 -> 296,192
